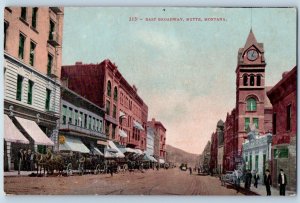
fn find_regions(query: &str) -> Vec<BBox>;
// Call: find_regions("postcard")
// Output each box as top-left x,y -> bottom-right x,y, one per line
3,7 -> 297,196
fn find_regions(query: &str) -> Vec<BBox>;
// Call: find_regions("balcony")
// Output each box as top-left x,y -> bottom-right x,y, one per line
60,123 -> 106,139
49,7 -> 63,14
48,31 -> 60,47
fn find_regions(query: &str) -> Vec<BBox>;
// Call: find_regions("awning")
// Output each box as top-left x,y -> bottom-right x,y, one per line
133,121 -> 144,131
97,140 -> 108,145
59,136 -> 90,153
134,149 -> 143,155
119,147 -> 136,154
108,140 -> 125,158
119,129 -> 128,138
15,116 -> 54,146
119,111 -> 126,118
143,151 -> 158,162
104,150 -> 118,158
92,147 -> 104,156
4,115 -> 29,144
159,159 -> 165,164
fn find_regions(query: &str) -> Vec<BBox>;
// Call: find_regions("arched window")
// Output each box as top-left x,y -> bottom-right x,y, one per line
247,97 -> 257,111
113,86 -> 118,101
257,75 -> 261,86
250,75 -> 255,86
243,75 -> 248,86
107,81 -> 111,96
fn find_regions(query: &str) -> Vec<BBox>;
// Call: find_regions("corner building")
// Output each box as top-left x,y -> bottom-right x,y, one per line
4,7 -> 64,170
61,60 -> 148,151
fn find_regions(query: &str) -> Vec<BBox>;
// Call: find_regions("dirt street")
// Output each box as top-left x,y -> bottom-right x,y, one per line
4,168 -> 245,195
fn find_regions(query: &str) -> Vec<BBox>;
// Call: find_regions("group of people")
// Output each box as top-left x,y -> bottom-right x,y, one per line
243,168 -> 287,196
17,148 -> 36,174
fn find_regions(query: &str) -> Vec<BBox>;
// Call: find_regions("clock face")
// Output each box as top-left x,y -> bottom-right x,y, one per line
247,50 -> 258,61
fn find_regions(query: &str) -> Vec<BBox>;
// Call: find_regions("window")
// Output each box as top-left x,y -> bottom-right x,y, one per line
93,117 -> 96,130
68,107 -> 73,124
20,7 -> 27,20
107,81 -> 111,96
263,154 -> 266,173
31,7 -> 38,28
247,97 -> 257,111
62,105 -> 67,124
74,110 -> 78,126
29,41 -> 36,66
253,118 -> 259,129
16,75 -> 23,101
273,113 -> 277,135
286,104 -> 292,131
112,125 -> 116,139
105,123 -> 110,136
49,20 -> 55,40
255,155 -> 259,171
106,100 -> 110,115
18,33 -> 25,59
113,105 -> 116,118
250,75 -> 255,86
99,120 -> 103,132
245,117 -> 250,130
45,89 -> 51,110
245,156 -> 248,170
4,21 -> 8,50
79,112 -> 83,127
114,87 -> 118,101
249,154 -> 252,171
84,114 -> 87,128
96,119 -> 99,131
88,116 -> 92,129
243,75 -> 248,86
27,80 -> 34,104
47,54 -> 53,75
257,75 -> 261,86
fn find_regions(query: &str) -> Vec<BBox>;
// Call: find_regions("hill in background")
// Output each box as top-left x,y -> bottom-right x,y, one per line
166,144 -> 200,167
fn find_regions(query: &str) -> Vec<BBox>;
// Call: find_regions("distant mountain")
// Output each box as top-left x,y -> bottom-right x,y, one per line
166,144 -> 200,167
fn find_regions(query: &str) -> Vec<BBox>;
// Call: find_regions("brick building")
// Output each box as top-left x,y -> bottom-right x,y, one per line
222,30 -> 273,171
147,118 -> 167,163
61,60 -> 148,150
267,66 -> 297,191
4,7 -> 64,170
209,131 -> 218,174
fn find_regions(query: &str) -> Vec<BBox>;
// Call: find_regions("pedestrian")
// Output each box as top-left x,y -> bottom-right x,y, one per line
245,170 -> 252,190
30,151 -> 36,171
189,167 -> 192,175
278,169 -> 287,196
22,150 -> 27,171
264,169 -> 272,196
26,149 -> 31,171
253,170 -> 260,188
17,149 -> 23,175
109,162 -> 113,177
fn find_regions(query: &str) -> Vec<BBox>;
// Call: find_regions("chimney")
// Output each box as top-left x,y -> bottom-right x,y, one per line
282,71 -> 289,78
75,61 -> 82,65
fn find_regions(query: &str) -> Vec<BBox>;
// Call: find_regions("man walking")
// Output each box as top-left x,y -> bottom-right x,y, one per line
278,169 -> 287,196
17,149 -> 23,175
264,169 -> 272,196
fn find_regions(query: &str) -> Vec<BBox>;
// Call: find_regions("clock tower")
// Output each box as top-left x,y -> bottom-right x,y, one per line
235,29 -> 267,156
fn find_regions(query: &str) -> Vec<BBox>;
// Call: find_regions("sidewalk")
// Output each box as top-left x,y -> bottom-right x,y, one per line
247,183 -> 296,196
4,170 -> 34,177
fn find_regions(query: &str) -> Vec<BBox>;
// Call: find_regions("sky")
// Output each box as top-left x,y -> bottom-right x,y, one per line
62,7 -> 296,154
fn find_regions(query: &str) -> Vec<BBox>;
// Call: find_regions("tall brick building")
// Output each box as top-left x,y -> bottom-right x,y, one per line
267,66 -> 297,191
61,60 -> 148,150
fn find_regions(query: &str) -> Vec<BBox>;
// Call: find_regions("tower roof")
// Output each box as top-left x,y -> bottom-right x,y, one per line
243,29 -> 263,52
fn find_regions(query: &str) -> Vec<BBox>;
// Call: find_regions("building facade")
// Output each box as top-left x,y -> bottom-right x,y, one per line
4,7 -> 64,170
217,120 -> 224,173
242,124 -> 272,183
199,141 -> 211,172
146,124 -> 155,156
209,131 -> 218,174
147,118 -> 167,163
61,60 -> 148,151
59,87 -> 106,154
267,66 -> 297,191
